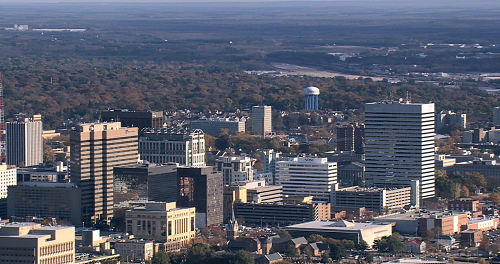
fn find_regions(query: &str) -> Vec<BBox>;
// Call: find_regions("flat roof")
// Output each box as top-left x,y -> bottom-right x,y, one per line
374,210 -> 466,221
467,217 -> 499,225
286,220 -> 391,231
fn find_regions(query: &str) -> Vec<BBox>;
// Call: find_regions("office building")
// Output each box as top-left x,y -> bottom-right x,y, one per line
252,106 -> 272,136
0,164 -> 16,199
325,150 -> 365,166
495,107 -> 500,127
260,149 -> 281,175
126,202 -> 195,251
247,185 -> 283,204
139,128 -> 205,166
7,182 -> 82,226
448,199 -> 482,212
176,167 -> 223,227
101,109 -> 164,132
223,180 -> 283,221
333,186 -> 412,213
0,223 -> 75,264
17,162 -> 67,183
6,114 -> 43,167
114,240 -> 154,262
147,164 -> 178,203
285,220 -> 392,247
233,202 -> 320,226
336,123 -> 365,154
70,122 -> 138,224
215,155 -> 254,185
276,157 -> 337,203
435,110 -> 466,131
115,163 -> 177,202
304,86 -> 320,111
191,117 -> 246,136
365,101 -> 435,203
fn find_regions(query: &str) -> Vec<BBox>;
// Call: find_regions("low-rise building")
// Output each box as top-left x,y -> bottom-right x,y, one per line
190,117 -> 246,136
233,202 -> 320,226
460,229 -> 483,247
285,220 -> 392,247
126,202 -> 195,252
448,198 -> 482,212
0,223 -> 75,264
114,240 -> 154,262
333,186 -> 413,214
337,162 -> 365,187
374,210 -> 469,236
461,217 -> 500,232
404,240 -> 426,254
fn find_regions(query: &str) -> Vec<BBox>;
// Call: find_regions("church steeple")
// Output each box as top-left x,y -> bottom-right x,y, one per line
227,204 -> 239,241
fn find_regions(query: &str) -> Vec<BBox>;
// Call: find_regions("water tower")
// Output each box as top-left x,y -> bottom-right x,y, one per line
304,86 -> 320,111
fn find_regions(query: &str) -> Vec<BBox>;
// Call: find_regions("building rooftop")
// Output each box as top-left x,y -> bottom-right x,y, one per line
286,220 -> 391,231
467,217 -> 499,225
375,210 -> 466,222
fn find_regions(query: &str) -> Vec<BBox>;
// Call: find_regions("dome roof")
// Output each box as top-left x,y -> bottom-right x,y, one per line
304,86 -> 320,95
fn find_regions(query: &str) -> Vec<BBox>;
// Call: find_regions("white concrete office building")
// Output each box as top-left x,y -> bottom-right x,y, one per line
276,157 -> 337,203
365,101 -> 435,203
215,156 -> 254,185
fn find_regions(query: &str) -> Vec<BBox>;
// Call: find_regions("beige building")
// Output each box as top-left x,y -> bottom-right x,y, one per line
286,220 -> 392,247
114,240 -> 154,262
70,122 -> 138,224
252,106 -> 272,136
126,202 -> 196,252
0,222 -> 75,264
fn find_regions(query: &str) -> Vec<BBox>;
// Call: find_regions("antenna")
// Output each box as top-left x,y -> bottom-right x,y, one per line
0,73 -> 5,162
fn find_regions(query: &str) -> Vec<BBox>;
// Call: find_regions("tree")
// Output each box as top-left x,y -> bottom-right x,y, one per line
356,240 -> 368,251
286,246 -> 299,259
479,236 -> 490,251
150,251 -> 170,264
330,243 -> 347,261
277,229 -> 292,238
488,193 -> 500,205
186,243 -> 212,264
307,234 -> 325,243
233,251 -> 255,264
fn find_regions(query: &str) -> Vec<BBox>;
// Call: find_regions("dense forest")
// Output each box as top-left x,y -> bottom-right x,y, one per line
0,57 -> 498,128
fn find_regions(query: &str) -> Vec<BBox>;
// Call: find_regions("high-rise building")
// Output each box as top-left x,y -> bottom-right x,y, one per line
6,114 -> 43,167
336,123 -> 365,154
435,110 -> 466,131
304,86 -> 320,111
0,223 -> 75,264
276,157 -> 337,203
70,122 -> 138,224
139,128 -> 205,166
101,109 -> 164,132
215,155 -> 254,185
176,167 -> 223,227
251,106 -> 272,136
494,107 -> 500,127
364,101 -> 435,203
